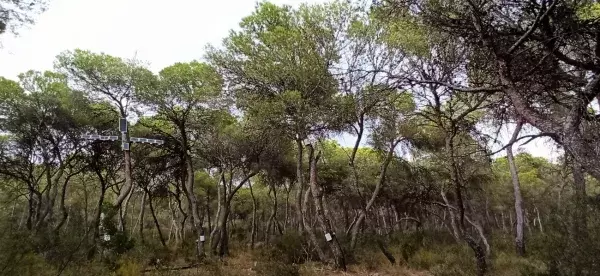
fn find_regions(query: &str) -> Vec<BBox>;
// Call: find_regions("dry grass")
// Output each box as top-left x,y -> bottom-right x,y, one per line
142,249 -> 430,276
300,261 -> 430,276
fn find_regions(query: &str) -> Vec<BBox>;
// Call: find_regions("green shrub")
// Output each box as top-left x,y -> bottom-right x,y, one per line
254,231 -> 307,264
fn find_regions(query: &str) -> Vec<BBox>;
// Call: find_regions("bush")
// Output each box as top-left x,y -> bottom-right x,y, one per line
255,261 -> 299,276
254,231 -> 307,264
116,258 -> 142,276
353,248 -> 387,271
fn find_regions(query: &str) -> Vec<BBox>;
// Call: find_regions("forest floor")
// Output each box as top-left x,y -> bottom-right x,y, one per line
143,250 -> 431,276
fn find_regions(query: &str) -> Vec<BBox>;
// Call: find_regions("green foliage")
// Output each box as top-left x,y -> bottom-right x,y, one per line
254,231 -> 306,265
576,2 -> 600,20
100,205 -> 135,256
207,1 -> 347,139
55,49 -> 154,116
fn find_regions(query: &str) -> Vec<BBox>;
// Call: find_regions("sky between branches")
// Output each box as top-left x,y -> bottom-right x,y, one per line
0,0 -> 561,160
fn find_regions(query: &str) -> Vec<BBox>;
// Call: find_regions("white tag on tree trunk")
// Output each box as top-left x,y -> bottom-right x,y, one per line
200,236 -> 205,242
103,234 -> 111,241
325,233 -> 332,242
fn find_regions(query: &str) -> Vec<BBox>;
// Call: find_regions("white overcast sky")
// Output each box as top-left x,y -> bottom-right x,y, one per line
0,0 -> 560,160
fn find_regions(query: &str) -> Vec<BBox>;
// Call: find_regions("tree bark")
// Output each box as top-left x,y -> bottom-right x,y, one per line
211,170 -> 257,257
350,140 -> 397,249
114,150 -> 133,208
54,172 -> 77,235
303,188 -> 327,261
147,193 -> 167,248
307,144 -> 347,270
295,139 -> 305,233
138,193 -> 146,244
210,172 -> 224,255
248,179 -> 257,249
507,122 -> 526,256
184,153 -> 205,260
444,136 -> 488,276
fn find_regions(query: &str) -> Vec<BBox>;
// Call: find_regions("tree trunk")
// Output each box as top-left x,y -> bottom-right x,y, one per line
211,170 -> 257,257
138,193 -> 146,244
284,181 -> 291,231
206,192 -> 211,235
147,193 -> 167,248
210,172 -> 224,254
350,140 -> 397,249
303,188 -> 327,261
295,139 -> 305,233
217,204 -> 230,257
377,239 -> 396,264
270,184 -> 282,235
307,144 -> 346,271
119,185 -> 135,232
444,137 -> 488,275
507,122 -> 526,256
184,154 -> 205,260
249,179 -> 257,249
114,149 -> 133,208
54,173 -> 76,235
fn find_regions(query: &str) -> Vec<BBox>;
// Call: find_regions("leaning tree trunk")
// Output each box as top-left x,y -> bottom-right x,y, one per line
147,191 -> 167,248
138,193 -> 146,244
350,140 -> 397,249
445,137 -> 488,276
507,122 -> 526,256
307,144 -> 347,271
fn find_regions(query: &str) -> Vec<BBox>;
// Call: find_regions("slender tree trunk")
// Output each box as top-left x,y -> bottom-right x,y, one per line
350,140 -> 397,248
138,193 -> 146,244
92,172 -> 107,242
307,144 -> 346,270
303,189 -> 326,261
445,137 -> 488,276
271,184 -> 282,235
295,139 -> 305,233
535,207 -> 543,233
147,193 -> 167,248
212,170 -> 257,257
206,192 -> 212,235
210,172 -> 224,254
249,179 -> 257,249
285,181 -> 291,231
507,122 -> 525,256
54,173 -> 76,235
184,153 -> 205,260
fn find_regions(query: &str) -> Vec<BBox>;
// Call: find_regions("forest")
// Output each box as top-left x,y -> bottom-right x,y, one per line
1,0 -> 600,275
